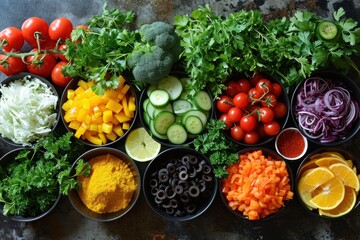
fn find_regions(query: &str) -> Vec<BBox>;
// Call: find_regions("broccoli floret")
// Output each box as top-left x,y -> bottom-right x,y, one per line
127,21 -> 183,84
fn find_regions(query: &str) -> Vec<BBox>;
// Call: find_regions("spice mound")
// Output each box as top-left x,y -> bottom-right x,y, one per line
276,128 -> 306,159
77,154 -> 137,214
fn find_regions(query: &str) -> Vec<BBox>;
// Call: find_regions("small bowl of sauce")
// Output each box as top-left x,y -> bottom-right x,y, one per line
275,127 -> 308,161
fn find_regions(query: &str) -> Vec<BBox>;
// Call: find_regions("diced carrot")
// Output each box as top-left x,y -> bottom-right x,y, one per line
221,150 -> 293,220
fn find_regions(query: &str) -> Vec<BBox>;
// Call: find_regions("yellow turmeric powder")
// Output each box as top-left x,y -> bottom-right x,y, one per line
77,154 -> 137,213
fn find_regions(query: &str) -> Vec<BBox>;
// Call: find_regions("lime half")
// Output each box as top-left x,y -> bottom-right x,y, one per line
125,127 -> 161,162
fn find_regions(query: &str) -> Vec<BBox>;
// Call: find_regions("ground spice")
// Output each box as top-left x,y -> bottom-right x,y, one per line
77,154 -> 137,214
277,130 -> 305,158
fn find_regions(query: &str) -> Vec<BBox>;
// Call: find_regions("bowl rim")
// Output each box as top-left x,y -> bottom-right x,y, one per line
0,147 -> 61,222
142,147 -> 218,222
0,72 -> 61,147
138,72 -> 214,148
218,147 -> 294,221
60,78 -> 138,148
216,71 -> 290,147
295,147 -> 360,219
275,127 -> 308,161
290,70 -> 360,147
68,147 -> 141,222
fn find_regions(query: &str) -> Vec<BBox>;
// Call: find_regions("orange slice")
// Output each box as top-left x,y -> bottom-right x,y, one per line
329,163 -> 360,192
315,157 -> 350,168
309,152 -> 345,161
297,167 -> 335,209
309,177 -> 345,210
319,186 -> 357,217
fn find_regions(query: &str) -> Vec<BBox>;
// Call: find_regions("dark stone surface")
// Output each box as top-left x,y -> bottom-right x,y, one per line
0,0 -> 360,239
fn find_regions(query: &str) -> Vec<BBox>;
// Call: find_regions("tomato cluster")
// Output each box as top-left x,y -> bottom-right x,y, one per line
0,17 -> 77,87
216,73 -> 288,145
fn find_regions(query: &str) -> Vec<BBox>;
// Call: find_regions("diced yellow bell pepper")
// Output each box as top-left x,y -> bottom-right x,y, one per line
121,84 -> 130,95
81,98 -> 91,109
105,99 -> 123,113
118,76 -> 125,90
122,96 -> 130,117
78,80 -> 90,90
112,116 -> 120,125
128,96 -> 136,112
102,122 -> 113,134
67,89 -> 75,100
98,133 -> 107,144
84,115 -> 92,126
62,100 -> 74,112
93,106 -> 102,118
76,108 -> 90,122
85,134 -> 103,145
114,112 -> 131,123
97,124 -> 103,133
68,107 -> 78,119
74,125 -> 86,138
122,122 -> 130,130
117,92 -> 125,100
69,121 -> 81,130
113,125 -> 124,137
74,86 -> 85,95
89,124 -> 98,132
106,132 -> 117,141
102,110 -> 113,123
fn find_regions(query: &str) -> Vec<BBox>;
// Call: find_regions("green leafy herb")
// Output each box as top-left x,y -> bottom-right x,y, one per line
0,132 -> 90,217
193,119 -> 238,178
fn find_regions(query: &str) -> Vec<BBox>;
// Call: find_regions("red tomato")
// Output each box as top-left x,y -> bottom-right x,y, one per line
233,93 -> 249,109
54,44 -> 67,61
256,123 -> 267,139
225,80 -> 241,96
0,27 -> 24,52
51,61 -> 72,87
238,79 -> 251,93
21,17 -> 49,47
264,121 -> 281,136
261,94 -> 277,108
26,50 -> 57,78
240,115 -> 257,132
247,105 -> 261,118
216,95 -> 233,113
230,125 -> 245,141
0,54 -> 27,76
248,88 -> 262,101
272,102 -> 288,118
244,131 -> 259,144
259,107 -> 275,123
256,79 -> 272,94
48,17 -> 73,41
250,73 -> 264,87
271,83 -> 282,97
228,107 -> 243,122
219,113 -> 233,130
40,39 -> 57,50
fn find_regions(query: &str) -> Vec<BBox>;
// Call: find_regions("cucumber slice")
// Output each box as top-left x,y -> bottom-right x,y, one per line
147,83 -> 157,97
182,110 -> 208,128
192,90 -> 212,111
142,98 -> 150,111
153,104 -> 173,118
146,101 -> 156,119
143,111 -> 150,126
154,111 -> 175,135
173,99 -> 192,115
317,21 -> 338,40
149,89 -> 170,108
149,120 -> 168,140
185,115 -> 203,135
166,124 -> 188,144
157,75 -> 183,100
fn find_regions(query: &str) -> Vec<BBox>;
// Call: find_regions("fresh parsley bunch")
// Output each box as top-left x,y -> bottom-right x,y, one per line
0,132 -> 90,217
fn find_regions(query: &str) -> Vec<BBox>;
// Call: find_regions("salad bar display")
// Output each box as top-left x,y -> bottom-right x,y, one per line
0,1 -> 360,239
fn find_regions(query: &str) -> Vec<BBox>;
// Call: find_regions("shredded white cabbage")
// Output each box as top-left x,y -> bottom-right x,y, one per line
0,75 -> 58,146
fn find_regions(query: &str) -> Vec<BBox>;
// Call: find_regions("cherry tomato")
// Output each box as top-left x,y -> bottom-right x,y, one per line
0,27 -> 24,52
228,107 -> 243,122
271,83 -> 282,97
216,95 -> 233,113
261,94 -> 277,108
240,115 -> 257,132
40,39 -> 57,50
230,125 -> 245,141
256,123 -> 267,139
256,79 -> 272,94
54,44 -> 67,61
48,17 -> 73,41
250,73 -> 264,87
225,80 -> 241,96
244,131 -> 259,144
0,54 -> 27,76
248,88 -> 262,101
233,92 -> 249,109
26,50 -> 57,78
238,79 -> 251,93
272,102 -> 288,118
21,17 -> 49,47
247,105 -> 261,118
264,121 -> 281,136
259,107 -> 275,123
219,113 -> 233,130
51,61 -> 72,87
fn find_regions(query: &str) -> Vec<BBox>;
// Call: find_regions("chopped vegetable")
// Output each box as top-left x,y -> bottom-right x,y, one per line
294,77 -> 359,143
221,150 -> 293,220
0,75 -> 58,146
